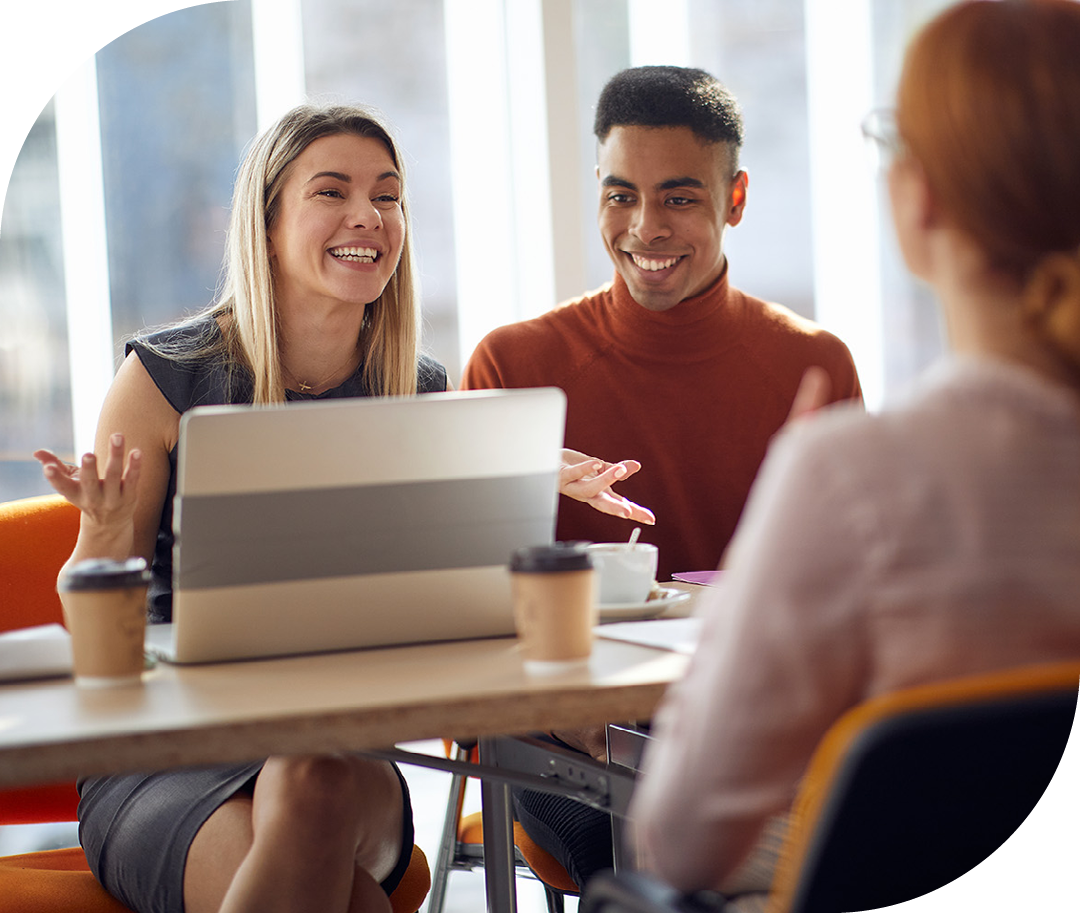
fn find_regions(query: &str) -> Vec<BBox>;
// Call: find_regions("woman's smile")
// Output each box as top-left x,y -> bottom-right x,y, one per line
328,245 -> 381,264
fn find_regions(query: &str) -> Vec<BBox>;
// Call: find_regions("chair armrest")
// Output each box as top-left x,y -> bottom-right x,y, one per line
581,870 -> 729,913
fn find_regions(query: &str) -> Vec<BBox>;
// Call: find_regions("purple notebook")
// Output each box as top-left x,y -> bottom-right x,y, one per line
671,570 -> 723,586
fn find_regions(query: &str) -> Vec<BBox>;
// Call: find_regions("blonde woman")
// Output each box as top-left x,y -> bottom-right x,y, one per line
35,103 -> 646,913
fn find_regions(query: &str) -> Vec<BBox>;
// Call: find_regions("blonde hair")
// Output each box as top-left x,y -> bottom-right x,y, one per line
897,0 -> 1080,368
150,103 -> 421,403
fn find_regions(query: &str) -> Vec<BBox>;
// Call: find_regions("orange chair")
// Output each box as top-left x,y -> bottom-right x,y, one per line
428,740 -> 578,913
0,494 -> 83,826
0,494 -> 431,913
0,494 -> 80,633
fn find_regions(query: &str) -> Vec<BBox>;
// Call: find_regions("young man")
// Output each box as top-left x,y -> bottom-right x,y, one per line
460,66 -> 863,889
462,66 -> 861,584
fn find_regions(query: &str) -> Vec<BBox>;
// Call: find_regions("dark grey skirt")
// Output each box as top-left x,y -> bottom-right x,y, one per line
78,760 -> 414,913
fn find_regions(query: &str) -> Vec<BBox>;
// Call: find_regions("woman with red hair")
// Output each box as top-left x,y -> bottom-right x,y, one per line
630,1 -> 1080,906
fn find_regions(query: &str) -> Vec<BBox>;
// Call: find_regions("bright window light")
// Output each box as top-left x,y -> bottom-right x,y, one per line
629,0 -> 691,67
444,0 -> 518,369
506,0 -> 557,318
804,0 -> 885,410
251,0 -> 307,132
54,59 -> 115,458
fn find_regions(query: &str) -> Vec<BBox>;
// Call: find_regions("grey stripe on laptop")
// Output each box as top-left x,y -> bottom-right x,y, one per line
175,472 -> 558,589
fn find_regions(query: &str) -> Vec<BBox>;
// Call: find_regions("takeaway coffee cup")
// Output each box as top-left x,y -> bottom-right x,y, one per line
584,542 -> 658,605
58,557 -> 150,688
509,543 -> 596,675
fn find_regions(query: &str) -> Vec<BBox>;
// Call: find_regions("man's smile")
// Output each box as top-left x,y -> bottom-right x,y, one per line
625,252 -> 685,272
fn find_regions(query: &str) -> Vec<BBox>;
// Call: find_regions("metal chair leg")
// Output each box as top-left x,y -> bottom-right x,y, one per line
427,745 -> 471,913
544,883 -> 567,913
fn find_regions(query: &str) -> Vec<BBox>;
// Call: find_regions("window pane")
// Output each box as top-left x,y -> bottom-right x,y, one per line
575,0 -> 632,292
687,0 -> 816,319
301,0 -> 460,377
872,0 -> 948,395
95,1 -> 257,343
0,102 -> 72,499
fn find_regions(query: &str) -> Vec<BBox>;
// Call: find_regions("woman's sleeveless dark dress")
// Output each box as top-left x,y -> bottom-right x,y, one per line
78,317 -> 447,913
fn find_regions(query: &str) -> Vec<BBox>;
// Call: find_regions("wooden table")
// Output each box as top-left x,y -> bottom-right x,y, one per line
0,631 -> 690,911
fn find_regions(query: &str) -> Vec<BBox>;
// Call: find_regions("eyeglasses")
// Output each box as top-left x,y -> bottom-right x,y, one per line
861,108 -> 905,172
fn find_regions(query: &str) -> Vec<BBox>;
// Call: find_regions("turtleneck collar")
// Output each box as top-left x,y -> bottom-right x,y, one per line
605,263 -> 747,360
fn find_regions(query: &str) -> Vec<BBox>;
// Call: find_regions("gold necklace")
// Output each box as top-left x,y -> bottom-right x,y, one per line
285,350 -> 359,394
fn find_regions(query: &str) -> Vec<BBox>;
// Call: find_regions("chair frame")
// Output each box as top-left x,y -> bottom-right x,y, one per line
418,733 -> 639,912
427,741 -> 576,913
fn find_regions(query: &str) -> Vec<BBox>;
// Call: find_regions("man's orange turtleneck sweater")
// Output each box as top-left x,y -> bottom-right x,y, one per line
461,268 -> 862,581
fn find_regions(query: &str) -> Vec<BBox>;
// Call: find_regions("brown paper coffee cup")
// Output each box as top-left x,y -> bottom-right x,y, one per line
510,543 -> 596,675
59,558 -> 150,687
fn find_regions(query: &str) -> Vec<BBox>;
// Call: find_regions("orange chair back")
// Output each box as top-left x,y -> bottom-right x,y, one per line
0,494 -> 80,633
0,783 -> 81,826
0,495 -> 83,825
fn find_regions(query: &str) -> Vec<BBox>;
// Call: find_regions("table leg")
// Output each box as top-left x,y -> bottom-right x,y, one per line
479,736 -> 518,913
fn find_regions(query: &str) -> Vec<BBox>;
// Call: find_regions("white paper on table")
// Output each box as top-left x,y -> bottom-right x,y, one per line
594,617 -> 702,655
0,623 -> 74,682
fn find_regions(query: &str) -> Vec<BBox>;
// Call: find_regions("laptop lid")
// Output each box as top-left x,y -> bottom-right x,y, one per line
150,387 -> 565,663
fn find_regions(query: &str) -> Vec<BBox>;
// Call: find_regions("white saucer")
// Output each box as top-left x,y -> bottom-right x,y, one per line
598,587 -> 692,622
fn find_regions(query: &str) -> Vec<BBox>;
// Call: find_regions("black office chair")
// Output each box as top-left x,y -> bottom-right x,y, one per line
582,661 -> 1080,913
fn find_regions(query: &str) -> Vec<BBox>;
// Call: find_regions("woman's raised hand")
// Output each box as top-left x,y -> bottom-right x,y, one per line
34,433 -> 142,531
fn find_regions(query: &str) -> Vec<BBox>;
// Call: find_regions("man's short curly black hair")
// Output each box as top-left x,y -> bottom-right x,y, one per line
593,66 -> 744,150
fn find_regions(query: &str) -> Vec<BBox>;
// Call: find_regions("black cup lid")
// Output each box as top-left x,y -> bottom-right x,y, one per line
58,557 -> 150,592
510,542 -> 593,573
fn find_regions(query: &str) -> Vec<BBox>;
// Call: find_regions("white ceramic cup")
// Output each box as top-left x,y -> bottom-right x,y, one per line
584,542 -> 658,605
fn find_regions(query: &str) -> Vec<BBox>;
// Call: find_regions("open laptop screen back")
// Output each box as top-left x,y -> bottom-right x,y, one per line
166,387 -> 565,663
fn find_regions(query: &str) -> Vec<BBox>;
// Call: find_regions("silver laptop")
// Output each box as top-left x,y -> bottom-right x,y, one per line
145,387 -> 566,664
